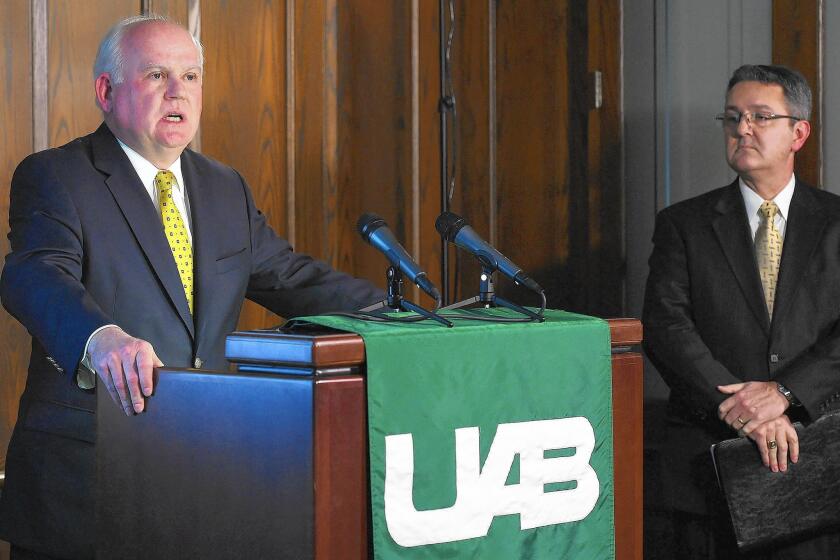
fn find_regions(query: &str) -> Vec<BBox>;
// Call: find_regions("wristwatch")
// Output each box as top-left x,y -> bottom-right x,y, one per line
776,382 -> 801,407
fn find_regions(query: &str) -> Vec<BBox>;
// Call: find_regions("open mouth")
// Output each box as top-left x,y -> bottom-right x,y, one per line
163,113 -> 184,123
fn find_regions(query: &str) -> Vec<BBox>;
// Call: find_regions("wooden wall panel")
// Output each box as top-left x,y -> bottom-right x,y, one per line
0,0 -> 34,487
47,0 -> 137,148
335,1 -> 413,290
448,2 -> 492,301
416,1 -> 444,301
147,0 -> 189,24
294,0 -> 331,259
495,1 -> 572,309
587,0 -> 623,317
564,0 -> 589,314
773,0 -> 821,187
490,0 -> 622,317
201,0 -> 287,330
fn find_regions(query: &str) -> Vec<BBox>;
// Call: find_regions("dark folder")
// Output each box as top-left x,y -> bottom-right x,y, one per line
711,411 -> 840,551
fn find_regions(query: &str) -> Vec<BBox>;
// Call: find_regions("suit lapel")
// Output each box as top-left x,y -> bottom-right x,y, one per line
182,151 -> 214,348
772,182 -> 827,328
712,181 -> 771,334
90,124 -> 195,339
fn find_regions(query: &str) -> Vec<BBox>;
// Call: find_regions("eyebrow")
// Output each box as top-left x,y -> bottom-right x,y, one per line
139,64 -> 202,73
724,104 -> 776,112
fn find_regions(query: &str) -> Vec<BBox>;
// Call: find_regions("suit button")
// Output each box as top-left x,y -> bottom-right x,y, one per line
194,357 -> 203,369
770,354 -> 780,363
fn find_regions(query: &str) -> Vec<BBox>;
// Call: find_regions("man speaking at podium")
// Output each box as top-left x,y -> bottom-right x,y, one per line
644,65 -> 840,558
0,15 -> 381,559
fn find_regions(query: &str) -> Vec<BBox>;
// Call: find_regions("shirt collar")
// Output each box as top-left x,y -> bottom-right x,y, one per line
739,174 -> 795,222
117,139 -> 185,194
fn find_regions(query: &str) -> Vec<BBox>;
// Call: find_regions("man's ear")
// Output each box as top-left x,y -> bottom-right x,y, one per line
791,119 -> 811,153
95,73 -> 114,112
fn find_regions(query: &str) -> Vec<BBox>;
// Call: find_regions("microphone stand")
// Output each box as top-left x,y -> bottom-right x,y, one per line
441,267 -> 544,321
361,266 -> 453,327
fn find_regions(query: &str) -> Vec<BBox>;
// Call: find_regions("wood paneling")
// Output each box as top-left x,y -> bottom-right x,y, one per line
447,2 -> 492,301
587,0 -> 623,316
146,0 -> 189,24
47,0 -> 136,148
416,1 -> 444,302
495,1 -> 572,309
294,0 -> 331,259
490,0 -> 621,317
335,1 -> 414,291
0,0 -> 34,484
201,0 -> 288,330
773,0 -> 821,187
565,0 -> 589,313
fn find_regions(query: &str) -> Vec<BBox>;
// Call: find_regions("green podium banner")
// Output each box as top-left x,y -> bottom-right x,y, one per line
302,308 -> 614,559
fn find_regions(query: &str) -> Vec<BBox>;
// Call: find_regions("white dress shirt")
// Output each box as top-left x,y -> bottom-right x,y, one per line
739,174 -> 795,242
117,139 -> 193,242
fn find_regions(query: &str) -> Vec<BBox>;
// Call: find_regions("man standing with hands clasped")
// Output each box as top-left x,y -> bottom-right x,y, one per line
0,15 -> 382,559
644,65 -> 840,558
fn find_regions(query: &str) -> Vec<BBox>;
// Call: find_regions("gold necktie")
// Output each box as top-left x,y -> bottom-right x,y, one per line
155,170 -> 193,313
756,201 -> 782,317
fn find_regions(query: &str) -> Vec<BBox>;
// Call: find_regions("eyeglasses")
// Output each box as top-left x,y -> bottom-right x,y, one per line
715,111 -> 801,133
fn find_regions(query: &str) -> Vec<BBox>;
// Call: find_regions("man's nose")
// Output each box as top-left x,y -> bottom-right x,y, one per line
735,114 -> 753,135
166,78 -> 186,98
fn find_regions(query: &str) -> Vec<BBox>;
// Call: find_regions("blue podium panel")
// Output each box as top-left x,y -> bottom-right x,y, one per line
97,368 -> 314,559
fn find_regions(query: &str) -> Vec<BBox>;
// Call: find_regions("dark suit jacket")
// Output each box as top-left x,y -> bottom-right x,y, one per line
643,179 -> 840,515
0,124 -> 383,557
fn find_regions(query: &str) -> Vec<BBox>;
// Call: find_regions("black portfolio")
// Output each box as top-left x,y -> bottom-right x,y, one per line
711,411 -> 840,551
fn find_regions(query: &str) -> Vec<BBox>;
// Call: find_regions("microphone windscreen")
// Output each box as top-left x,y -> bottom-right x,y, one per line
357,213 -> 387,242
435,211 -> 467,242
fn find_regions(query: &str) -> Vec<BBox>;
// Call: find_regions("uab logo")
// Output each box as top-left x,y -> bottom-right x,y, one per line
383,417 -> 599,547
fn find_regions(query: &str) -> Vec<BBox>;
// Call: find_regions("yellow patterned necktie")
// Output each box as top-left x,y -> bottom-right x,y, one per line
155,170 -> 193,314
756,201 -> 783,317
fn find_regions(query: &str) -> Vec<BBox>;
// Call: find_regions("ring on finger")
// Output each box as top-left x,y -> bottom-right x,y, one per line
736,416 -> 748,426
767,440 -> 778,450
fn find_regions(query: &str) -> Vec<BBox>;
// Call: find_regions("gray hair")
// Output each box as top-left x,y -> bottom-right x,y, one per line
727,64 -> 812,120
93,14 -> 204,84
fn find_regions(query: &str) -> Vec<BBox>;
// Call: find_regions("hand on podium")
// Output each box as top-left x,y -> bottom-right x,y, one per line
88,326 -> 163,415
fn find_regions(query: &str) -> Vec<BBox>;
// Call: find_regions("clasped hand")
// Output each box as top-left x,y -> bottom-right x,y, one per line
87,326 -> 162,415
717,381 -> 798,472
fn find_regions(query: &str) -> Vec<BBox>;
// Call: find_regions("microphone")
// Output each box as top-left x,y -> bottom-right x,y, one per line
435,211 -> 543,293
357,213 -> 441,302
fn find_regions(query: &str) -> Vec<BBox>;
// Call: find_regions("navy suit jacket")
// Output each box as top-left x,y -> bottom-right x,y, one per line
643,179 -> 840,514
0,124 -> 382,557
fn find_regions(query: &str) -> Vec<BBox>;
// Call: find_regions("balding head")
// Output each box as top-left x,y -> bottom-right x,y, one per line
93,15 -> 203,86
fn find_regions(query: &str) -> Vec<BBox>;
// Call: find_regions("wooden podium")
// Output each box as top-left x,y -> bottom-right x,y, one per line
97,318 -> 642,559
